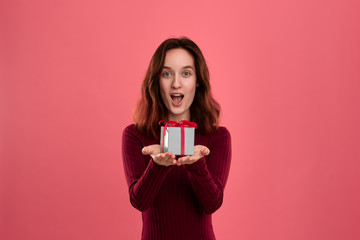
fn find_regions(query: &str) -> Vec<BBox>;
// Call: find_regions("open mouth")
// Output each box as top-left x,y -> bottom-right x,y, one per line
170,93 -> 184,106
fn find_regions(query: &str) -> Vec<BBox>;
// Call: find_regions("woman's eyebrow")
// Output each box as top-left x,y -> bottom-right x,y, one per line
182,65 -> 194,70
162,65 -> 194,70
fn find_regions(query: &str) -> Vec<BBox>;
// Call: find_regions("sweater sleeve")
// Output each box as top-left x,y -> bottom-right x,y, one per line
184,127 -> 232,214
122,125 -> 171,211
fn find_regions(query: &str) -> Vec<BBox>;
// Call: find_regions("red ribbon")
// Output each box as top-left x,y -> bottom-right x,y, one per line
159,120 -> 198,155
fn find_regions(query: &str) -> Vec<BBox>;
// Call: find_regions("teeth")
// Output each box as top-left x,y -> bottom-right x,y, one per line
171,94 -> 183,97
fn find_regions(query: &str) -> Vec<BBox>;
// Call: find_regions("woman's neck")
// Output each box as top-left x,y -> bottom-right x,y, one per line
167,112 -> 190,122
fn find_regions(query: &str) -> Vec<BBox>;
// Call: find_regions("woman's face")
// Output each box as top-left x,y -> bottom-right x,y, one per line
159,48 -> 197,122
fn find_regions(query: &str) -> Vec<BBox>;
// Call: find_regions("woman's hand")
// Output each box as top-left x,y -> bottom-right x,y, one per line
176,145 -> 210,166
142,144 -> 176,167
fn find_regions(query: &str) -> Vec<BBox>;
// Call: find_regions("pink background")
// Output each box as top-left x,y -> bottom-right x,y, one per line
1,0 -> 360,239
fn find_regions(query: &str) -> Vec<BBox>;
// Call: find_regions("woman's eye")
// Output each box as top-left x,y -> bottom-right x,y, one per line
162,72 -> 171,77
183,72 -> 191,77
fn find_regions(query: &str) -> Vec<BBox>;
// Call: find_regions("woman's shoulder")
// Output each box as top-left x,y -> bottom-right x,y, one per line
123,123 -> 141,139
197,125 -> 231,145
197,126 -> 230,138
123,123 -> 136,133
212,126 -> 231,138
123,123 -> 157,144
208,126 -> 231,144
122,124 -> 145,147
123,123 -> 136,135
198,125 -> 231,150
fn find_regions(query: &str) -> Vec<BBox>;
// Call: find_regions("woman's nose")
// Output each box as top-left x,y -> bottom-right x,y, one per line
171,74 -> 181,88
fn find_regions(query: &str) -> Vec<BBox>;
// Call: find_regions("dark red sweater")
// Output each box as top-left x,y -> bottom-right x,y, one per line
122,124 -> 231,240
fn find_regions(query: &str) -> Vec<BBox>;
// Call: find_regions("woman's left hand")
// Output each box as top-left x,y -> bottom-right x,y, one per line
176,145 -> 210,166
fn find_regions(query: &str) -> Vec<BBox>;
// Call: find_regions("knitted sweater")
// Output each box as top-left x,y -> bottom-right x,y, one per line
122,124 -> 231,240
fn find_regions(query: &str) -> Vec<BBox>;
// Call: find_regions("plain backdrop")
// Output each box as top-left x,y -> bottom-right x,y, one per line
1,0 -> 360,239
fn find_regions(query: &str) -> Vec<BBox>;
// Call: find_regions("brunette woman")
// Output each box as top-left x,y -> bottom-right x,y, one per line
122,37 -> 231,240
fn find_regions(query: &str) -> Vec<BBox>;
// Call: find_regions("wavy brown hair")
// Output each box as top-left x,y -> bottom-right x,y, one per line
133,37 -> 220,138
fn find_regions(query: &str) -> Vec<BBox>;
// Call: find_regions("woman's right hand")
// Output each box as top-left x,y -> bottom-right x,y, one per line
142,144 -> 176,167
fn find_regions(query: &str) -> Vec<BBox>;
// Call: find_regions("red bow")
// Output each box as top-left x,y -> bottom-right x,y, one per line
159,120 -> 198,155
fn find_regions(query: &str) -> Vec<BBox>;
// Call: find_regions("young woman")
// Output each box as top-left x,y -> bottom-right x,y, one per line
122,37 -> 231,240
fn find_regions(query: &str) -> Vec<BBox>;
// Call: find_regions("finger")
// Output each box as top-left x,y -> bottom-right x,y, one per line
154,155 -> 170,166
162,153 -> 171,162
177,159 -> 183,166
176,157 -> 182,166
164,157 -> 175,166
167,157 -> 175,165
177,156 -> 189,165
142,147 -> 149,155
165,152 -> 176,163
154,153 -> 172,166
202,148 -> 210,156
